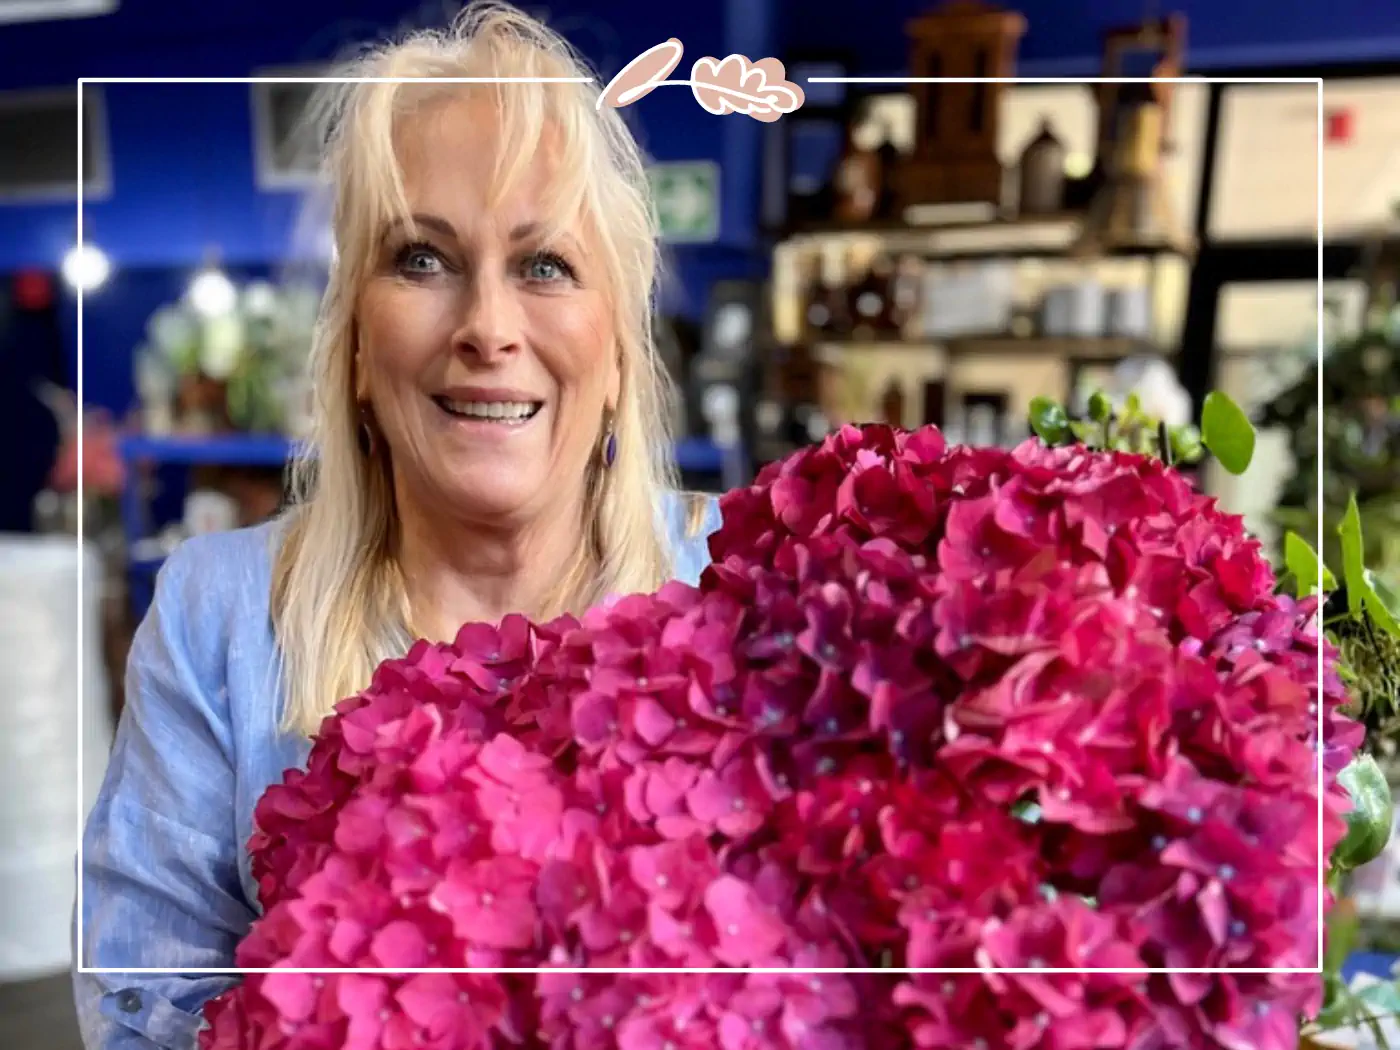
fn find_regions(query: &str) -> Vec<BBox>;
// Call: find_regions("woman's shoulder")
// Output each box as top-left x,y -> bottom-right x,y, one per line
157,518 -> 283,603
146,518 -> 284,655
659,489 -> 722,586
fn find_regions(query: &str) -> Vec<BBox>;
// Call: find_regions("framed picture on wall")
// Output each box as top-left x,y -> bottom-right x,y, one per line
250,65 -> 329,191
0,85 -> 111,202
1209,78 -> 1400,242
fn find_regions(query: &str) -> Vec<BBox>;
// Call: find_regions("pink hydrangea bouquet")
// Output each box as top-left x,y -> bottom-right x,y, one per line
200,411 -> 1384,1050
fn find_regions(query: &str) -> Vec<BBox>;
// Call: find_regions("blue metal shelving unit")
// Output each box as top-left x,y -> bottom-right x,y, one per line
119,433 -> 300,467
117,433 -> 301,617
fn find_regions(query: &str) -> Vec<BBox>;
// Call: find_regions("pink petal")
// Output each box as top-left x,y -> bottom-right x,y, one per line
572,693 -> 617,745
705,877 -> 788,965
686,769 -> 736,824
370,920 -> 430,968
260,971 -> 317,1023
396,973 -> 459,1032
634,698 -> 677,745
647,760 -> 699,814
1198,880 -> 1230,947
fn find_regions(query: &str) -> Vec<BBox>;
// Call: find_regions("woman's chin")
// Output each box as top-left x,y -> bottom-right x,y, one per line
436,475 -> 547,523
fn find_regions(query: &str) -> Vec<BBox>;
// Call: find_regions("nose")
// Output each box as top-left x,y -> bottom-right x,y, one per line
450,266 -> 524,363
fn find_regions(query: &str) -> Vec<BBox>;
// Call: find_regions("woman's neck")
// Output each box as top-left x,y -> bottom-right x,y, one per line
393,483 -> 589,642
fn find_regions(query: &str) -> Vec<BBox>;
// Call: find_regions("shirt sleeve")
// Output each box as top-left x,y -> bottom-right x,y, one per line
74,540 -> 257,1049
667,491 -> 723,585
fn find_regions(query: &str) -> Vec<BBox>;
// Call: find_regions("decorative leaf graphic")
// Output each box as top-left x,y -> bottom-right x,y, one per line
597,38 -> 685,110
690,54 -> 805,123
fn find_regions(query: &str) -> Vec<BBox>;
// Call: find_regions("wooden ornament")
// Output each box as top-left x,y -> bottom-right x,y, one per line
894,1 -> 1026,209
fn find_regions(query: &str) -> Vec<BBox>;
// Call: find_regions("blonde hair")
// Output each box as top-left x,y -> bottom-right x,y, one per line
272,1 -> 684,737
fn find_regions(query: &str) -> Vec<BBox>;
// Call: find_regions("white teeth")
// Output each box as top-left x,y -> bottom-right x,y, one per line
440,399 -> 539,421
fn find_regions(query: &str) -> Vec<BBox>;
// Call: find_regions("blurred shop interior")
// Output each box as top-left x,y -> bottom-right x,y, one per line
3,0 -> 1400,1044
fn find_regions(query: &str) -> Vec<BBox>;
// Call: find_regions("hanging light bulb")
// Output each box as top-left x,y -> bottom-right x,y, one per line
61,243 -> 111,292
188,265 -> 237,317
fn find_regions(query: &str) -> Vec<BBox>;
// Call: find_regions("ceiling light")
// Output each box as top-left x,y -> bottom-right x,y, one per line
61,243 -> 110,292
188,267 -> 237,317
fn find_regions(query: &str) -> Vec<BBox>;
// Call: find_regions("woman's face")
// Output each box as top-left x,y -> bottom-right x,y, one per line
356,93 -> 619,528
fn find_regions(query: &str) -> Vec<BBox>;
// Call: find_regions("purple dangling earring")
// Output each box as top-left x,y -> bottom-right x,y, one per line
602,413 -> 617,468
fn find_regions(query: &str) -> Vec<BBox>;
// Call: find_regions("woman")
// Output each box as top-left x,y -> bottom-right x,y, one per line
75,5 -> 720,1047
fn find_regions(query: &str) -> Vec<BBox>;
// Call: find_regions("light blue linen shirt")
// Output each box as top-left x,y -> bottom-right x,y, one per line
75,491 -> 721,1050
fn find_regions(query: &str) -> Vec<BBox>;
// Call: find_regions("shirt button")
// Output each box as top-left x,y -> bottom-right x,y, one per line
116,989 -> 143,1014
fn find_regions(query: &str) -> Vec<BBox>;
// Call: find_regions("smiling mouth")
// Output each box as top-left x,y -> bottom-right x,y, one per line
432,396 -> 544,425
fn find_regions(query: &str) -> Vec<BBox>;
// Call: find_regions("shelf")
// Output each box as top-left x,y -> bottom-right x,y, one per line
813,335 -> 1163,360
120,433 -> 299,467
778,214 -> 1192,261
787,211 -> 1081,237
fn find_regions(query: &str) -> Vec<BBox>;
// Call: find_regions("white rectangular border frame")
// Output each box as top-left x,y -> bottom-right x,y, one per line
76,74 -> 1325,977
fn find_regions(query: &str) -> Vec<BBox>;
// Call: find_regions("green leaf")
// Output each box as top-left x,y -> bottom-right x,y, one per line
1364,998 -> 1394,1049
1028,397 -> 1071,446
1315,972 -> 1356,1029
1200,391 -> 1256,475
1333,754 -> 1394,872
1342,495 -> 1368,619
1316,985 -> 1394,1050
1317,979 -> 1400,1047
1341,495 -> 1400,637
1285,531 -> 1337,597
1168,423 -> 1204,464
1369,569 -> 1400,619
1325,905 -> 1361,974
1069,420 -> 1099,445
1087,390 -> 1112,423
1356,980 -> 1400,1019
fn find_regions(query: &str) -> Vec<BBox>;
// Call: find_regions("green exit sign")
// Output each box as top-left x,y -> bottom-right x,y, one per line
648,161 -> 720,244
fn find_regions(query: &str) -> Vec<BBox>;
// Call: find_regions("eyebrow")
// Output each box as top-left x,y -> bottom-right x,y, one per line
385,213 -> 457,240
383,214 -> 555,243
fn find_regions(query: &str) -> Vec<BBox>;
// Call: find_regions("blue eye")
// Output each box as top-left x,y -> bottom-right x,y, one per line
396,244 -> 443,276
524,252 -> 574,283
